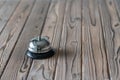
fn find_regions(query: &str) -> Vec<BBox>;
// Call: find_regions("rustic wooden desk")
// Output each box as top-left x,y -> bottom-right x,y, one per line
0,0 -> 120,80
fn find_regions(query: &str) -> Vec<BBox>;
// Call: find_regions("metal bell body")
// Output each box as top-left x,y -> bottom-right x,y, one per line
26,36 -> 55,59
28,37 -> 51,53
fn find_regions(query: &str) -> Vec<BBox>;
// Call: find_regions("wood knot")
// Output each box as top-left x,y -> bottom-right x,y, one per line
114,23 -> 119,27
35,26 -> 39,28
109,1 -> 112,5
72,73 -> 80,79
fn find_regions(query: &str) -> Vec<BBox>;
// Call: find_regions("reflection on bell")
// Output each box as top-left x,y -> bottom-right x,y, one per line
26,36 -> 55,59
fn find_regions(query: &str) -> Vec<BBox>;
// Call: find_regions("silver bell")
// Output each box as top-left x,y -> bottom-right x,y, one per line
28,36 -> 52,53
26,36 -> 55,59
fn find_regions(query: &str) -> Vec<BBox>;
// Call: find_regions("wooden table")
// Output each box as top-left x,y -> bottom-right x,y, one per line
0,0 -> 120,80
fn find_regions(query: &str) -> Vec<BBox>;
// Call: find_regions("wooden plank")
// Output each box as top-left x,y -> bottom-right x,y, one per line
98,1 -> 114,79
82,0 -> 110,79
98,0 -> 120,80
26,0 -> 67,80
0,0 -> 51,80
0,0 -> 20,34
105,0 -> 120,79
0,0 -> 119,80
0,0 -> 35,77
53,0 -> 82,80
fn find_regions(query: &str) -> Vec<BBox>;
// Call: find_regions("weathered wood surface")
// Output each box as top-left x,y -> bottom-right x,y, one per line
0,0 -> 120,80
0,0 -> 35,77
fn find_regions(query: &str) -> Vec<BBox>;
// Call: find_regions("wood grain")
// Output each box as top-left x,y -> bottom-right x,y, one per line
0,0 -> 51,80
106,0 -> 120,80
98,0 -> 120,80
0,0 -> 35,77
113,0 -> 120,20
54,0 -> 82,80
82,0 -> 110,79
0,0 -> 20,34
0,0 -> 120,80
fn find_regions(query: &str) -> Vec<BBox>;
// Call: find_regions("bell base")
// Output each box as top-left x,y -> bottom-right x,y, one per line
26,49 -> 55,59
